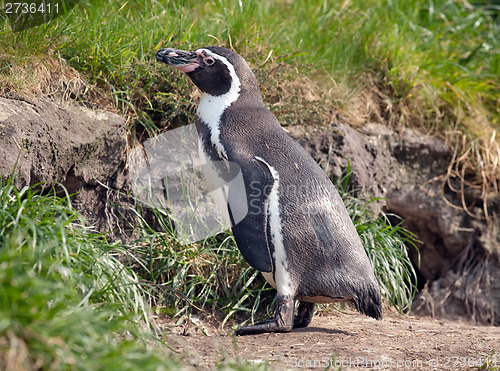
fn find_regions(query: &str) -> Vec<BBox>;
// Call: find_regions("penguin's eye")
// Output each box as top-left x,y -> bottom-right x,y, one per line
205,57 -> 215,66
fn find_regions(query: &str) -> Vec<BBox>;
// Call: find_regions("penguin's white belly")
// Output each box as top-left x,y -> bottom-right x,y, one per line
261,271 -> 276,288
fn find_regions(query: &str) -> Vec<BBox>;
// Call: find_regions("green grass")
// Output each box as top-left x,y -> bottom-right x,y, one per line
0,176 -> 177,370
122,206 -> 275,329
0,178 -> 148,319
1,0 -> 497,134
479,350 -> 500,370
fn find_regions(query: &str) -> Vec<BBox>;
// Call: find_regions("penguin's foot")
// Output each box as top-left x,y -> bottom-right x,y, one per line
293,301 -> 315,329
235,295 -> 294,336
235,318 -> 292,336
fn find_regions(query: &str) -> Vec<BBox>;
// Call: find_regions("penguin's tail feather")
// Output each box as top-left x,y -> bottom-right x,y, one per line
352,281 -> 383,320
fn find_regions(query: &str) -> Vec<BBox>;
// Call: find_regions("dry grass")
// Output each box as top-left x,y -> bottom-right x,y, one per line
0,52 -> 113,110
444,130 -> 500,218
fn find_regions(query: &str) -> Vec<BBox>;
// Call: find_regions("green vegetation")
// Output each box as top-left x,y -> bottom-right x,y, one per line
2,0 -> 498,132
123,221 -> 275,329
0,0 -> 497,368
0,172 -> 418,369
0,177 -> 176,370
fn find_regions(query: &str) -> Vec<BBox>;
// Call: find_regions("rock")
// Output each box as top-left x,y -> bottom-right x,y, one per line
0,94 -> 126,191
288,123 -> 395,200
0,94 -> 130,236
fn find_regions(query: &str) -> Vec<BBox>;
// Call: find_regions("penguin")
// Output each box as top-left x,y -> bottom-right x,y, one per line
155,46 -> 382,335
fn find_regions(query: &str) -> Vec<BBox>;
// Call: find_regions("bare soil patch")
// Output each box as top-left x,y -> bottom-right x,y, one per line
159,308 -> 499,370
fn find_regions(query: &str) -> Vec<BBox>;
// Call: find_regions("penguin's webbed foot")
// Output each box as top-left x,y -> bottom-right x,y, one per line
293,301 -> 315,329
235,318 -> 292,335
235,295 -> 294,336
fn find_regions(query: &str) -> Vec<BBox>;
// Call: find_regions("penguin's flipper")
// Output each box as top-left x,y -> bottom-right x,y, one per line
235,296 -> 294,335
227,156 -> 276,273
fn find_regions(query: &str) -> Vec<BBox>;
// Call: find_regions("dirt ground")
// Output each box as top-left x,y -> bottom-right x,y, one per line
159,307 -> 499,370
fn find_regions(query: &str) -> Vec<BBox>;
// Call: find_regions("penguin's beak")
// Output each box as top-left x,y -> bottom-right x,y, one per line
156,48 -> 200,73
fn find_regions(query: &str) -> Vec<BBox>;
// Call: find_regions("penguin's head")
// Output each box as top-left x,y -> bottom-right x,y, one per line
156,46 -> 259,99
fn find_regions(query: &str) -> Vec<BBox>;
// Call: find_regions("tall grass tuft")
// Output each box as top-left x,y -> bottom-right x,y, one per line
123,206 -> 274,328
0,176 -> 176,370
0,177 -> 148,319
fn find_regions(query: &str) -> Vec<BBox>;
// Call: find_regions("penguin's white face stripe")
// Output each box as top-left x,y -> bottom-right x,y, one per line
196,49 -> 241,161
255,156 -> 294,298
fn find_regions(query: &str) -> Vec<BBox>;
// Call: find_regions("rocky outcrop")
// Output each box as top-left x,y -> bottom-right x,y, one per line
290,122 -> 500,325
0,94 -> 129,232
0,94 -> 125,188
